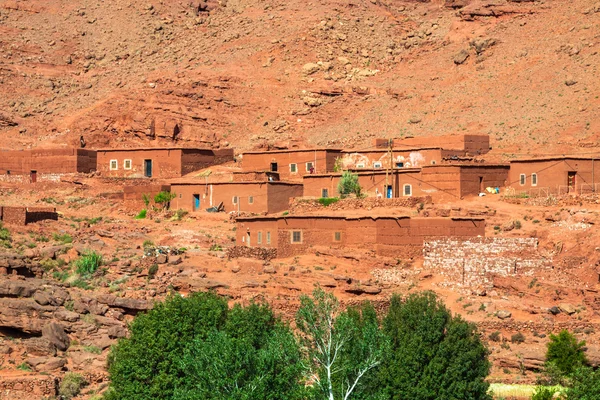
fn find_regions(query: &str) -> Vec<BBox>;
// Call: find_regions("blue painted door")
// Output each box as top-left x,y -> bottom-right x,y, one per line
193,194 -> 200,210
386,186 -> 393,198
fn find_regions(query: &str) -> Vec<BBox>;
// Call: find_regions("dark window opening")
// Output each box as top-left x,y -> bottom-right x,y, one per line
270,162 -> 278,172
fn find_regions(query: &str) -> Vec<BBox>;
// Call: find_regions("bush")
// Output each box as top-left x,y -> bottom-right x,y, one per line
135,209 -> 147,219
148,264 -> 158,279
0,223 -> 12,248
209,244 -> 223,251
378,291 -> 491,400
531,386 -> 556,400
142,193 -> 150,207
317,197 -> 340,207
154,191 -> 176,210
489,331 -> 502,342
172,208 -> 188,221
337,171 -> 362,198
59,373 -> 87,400
53,233 -> 73,244
106,293 -> 305,400
514,220 -> 522,229
16,362 -> 32,371
546,330 -> 587,376
511,332 -> 526,344
566,367 -> 600,399
75,251 -> 103,278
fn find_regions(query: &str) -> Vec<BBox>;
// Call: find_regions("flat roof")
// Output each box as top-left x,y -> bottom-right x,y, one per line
242,148 -> 343,155
170,180 -> 302,186
95,147 -> 225,152
236,215 -> 484,222
304,168 -> 422,178
342,147 -> 443,153
510,156 -> 598,163
421,163 -> 510,169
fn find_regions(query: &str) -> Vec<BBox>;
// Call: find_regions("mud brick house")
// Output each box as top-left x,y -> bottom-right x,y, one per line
123,184 -> 172,208
235,215 -> 485,258
0,148 -> 97,183
340,147 -> 464,170
373,133 -> 491,155
0,206 -> 58,225
508,157 -> 600,195
303,164 -> 509,201
170,181 -> 303,214
96,148 -> 234,179
241,148 -> 343,180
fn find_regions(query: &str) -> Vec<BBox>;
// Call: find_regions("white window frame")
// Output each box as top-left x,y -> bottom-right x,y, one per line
403,184 -> 412,196
306,162 -> 314,172
248,196 -> 254,204
110,160 -> 118,170
232,196 -> 238,204
531,173 -> 537,186
291,230 -> 302,244
520,174 -> 526,186
257,231 -> 262,244
124,159 -> 132,170
356,163 -> 365,169
266,231 -> 271,244
290,163 -> 298,174
373,162 -> 382,169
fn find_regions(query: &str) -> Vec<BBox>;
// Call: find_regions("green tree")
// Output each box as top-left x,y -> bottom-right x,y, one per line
296,287 -> 386,400
337,171 -> 361,199
546,330 -> 588,376
531,386 -> 556,400
106,293 -> 304,400
565,367 -> 600,399
154,191 -> 176,210
378,291 -> 491,400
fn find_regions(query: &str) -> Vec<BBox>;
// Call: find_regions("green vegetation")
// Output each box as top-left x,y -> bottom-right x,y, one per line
59,373 -> 87,400
147,264 -> 159,280
154,191 -> 176,210
317,197 -> 340,207
566,367 -> 600,399
172,209 -> 188,221
135,209 -> 147,219
142,240 -> 154,248
106,290 -> 492,400
0,222 -> 12,248
52,232 -> 73,244
511,332 -> 526,344
337,171 -> 362,198
531,386 -> 557,400
142,193 -> 151,207
209,244 -> 223,251
83,345 -> 102,354
16,362 -> 32,372
74,251 -> 103,278
546,330 -> 587,376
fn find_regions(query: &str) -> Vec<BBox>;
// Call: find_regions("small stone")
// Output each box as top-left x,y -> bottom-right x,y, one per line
496,310 -> 512,320
549,306 -> 561,315
565,77 -> 577,86
302,63 -> 320,75
156,254 -> 168,264
558,303 -> 577,315
453,49 -> 470,65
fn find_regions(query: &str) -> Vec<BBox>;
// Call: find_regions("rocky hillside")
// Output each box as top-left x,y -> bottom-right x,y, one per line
0,0 -> 599,156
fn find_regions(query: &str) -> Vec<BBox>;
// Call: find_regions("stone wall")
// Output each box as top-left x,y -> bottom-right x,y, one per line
289,196 -> 432,213
0,207 -> 58,225
227,246 -> 277,260
423,238 -> 551,289
0,375 -> 58,399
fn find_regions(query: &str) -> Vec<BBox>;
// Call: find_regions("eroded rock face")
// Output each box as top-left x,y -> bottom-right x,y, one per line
42,323 -> 70,352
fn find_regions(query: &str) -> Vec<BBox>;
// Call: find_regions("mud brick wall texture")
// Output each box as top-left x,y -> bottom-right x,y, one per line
0,375 -> 58,398
227,246 -> 277,260
0,207 -> 58,225
0,148 -> 96,175
423,238 -> 551,289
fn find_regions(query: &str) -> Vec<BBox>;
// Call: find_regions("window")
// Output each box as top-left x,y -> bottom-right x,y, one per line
291,230 -> 302,243
242,235 -> 245,243
403,184 -> 412,196
356,163 -> 365,169
290,163 -> 298,173
270,162 -> 278,172
232,196 -> 238,204
110,160 -> 118,170
520,174 -> 526,186
306,162 -> 314,172
179,193 -> 182,198
248,196 -> 254,204
396,162 -> 404,168
531,173 -> 537,186
373,162 -> 382,169
321,188 -> 329,198
257,231 -> 263,244
6,170 -> 10,175
334,232 -> 341,242
124,159 -> 132,170
266,231 -> 271,244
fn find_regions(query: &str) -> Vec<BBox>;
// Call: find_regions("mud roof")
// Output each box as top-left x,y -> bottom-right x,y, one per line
170,180 -> 302,186
509,156 -> 598,163
95,147 -> 226,152
342,147 -> 444,153
304,168 -> 422,178
421,163 -> 510,168
242,148 -> 342,155
236,215 -> 484,222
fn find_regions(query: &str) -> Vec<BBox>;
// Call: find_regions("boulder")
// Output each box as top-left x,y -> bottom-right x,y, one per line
156,254 -> 168,264
496,310 -> 512,320
0,281 -> 37,297
33,291 -> 52,306
24,337 -> 57,356
36,357 -> 67,372
346,285 -> 382,295
263,265 -> 276,274
55,310 -> 80,322
302,63 -> 320,75
97,294 -> 151,311
558,303 -> 577,315
169,256 -> 182,265
42,323 -> 70,351
549,306 -> 561,315
453,49 -> 470,65
108,325 -> 128,339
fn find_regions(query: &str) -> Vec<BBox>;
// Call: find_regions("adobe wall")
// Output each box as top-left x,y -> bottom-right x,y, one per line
341,149 -> 443,170
458,166 -> 509,196
241,150 -> 341,180
232,171 -> 279,182
508,159 -> 599,193
123,184 -> 172,207
374,134 -> 490,154
424,238 -> 551,289
267,183 -> 303,213
180,148 -> 234,175
235,219 -> 279,247
0,206 -> 58,225
276,217 -> 348,258
0,148 -> 95,176
97,149 -> 183,178
171,183 -> 270,213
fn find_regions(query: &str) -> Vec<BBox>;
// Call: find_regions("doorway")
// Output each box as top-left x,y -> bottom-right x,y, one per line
193,194 -> 200,211
479,176 -> 484,193
270,162 -> 278,172
246,231 -> 251,246
144,160 -> 153,178
30,170 -> 37,183
386,185 -> 393,199
568,171 -> 576,192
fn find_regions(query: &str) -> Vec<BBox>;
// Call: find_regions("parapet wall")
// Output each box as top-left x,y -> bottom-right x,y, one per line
0,207 -> 58,225
424,238 -> 551,289
123,185 -> 171,206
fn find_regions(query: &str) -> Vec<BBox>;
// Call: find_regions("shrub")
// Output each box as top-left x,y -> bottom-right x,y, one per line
531,386 -> 556,400
135,209 -> 147,219
154,191 -> 176,210
514,220 -> 522,229
0,223 -> 12,247
75,251 -> 103,278
511,332 -> 526,344
16,362 -> 32,371
143,240 -> 154,248
53,233 -> 73,244
148,264 -> 159,279
172,208 -> 188,221
142,193 -> 151,207
566,367 -> 600,399
337,171 -> 362,198
546,330 -> 587,376
83,345 -> 102,354
317,197 -> 340,207
59,373 -> 87,400
489,331 -> 502,342
209,244 -> 223,251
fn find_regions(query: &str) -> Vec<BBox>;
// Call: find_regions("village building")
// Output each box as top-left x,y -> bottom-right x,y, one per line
0,148 -> 97,183
373,133 -> 491,155
235,215 -> 485,258
303,164 -> 509,201
508,157 -> 600,195
340,147 -> 464,170
241,148 -> 343,180
170,181 -> 303,214
96,147 -> 234,179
